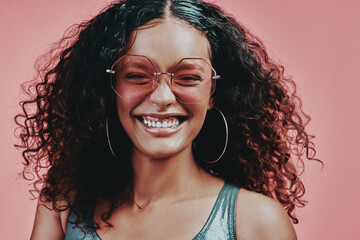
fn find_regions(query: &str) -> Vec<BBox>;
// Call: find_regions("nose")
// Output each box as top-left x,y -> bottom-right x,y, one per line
149,74 -> 176,108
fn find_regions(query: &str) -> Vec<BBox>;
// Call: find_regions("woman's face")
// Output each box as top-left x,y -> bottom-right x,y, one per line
115,18 -> 213,160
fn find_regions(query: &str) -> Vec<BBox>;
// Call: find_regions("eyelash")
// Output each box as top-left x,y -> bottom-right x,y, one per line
125,73 -> 148,79
176,75 -> 202,81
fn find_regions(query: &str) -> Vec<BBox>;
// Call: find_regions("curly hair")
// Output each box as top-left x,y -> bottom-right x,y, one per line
15,0 -> 320,229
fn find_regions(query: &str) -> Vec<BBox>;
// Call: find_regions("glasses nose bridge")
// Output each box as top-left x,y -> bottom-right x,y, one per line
154,71 -> 174,86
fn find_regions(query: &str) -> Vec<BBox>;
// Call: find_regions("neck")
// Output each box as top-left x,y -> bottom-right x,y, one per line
130,146 -> 208,208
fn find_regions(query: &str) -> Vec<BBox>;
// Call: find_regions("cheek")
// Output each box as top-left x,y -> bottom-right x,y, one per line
116,99 -> 135,128
191,105 -> 209,132
116,99 -> 126,119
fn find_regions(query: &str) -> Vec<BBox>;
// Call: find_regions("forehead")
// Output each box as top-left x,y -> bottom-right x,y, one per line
125,18 -> 211,67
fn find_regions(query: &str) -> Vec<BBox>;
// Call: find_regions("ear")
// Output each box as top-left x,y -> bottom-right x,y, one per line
207,97 -> 214,110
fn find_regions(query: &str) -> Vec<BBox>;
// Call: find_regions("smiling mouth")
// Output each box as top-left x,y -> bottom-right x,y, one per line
136,115 -> 188,128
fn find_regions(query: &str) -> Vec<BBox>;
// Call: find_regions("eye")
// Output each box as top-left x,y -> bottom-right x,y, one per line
174,74 -> 203,86
122,73 -> 153,85
178,75 -> 201,81
125,73 -> 147,79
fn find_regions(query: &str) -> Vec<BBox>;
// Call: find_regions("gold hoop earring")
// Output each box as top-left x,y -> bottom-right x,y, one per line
194,106 -> 228,164
106,118 -> 117,158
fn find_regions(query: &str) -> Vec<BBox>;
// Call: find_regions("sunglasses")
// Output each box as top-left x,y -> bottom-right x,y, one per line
106,54 -> 221,104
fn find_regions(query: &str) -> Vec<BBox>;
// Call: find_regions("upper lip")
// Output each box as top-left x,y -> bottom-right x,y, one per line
135,113 -> 188,119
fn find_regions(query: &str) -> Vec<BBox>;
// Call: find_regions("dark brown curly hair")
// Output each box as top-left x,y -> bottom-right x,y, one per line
15,0 -> 320,228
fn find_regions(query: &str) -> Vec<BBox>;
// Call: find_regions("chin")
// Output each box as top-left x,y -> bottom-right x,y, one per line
135,141 -> 190,160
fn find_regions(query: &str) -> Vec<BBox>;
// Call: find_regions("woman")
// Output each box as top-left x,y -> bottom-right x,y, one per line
16,0 -> 319,239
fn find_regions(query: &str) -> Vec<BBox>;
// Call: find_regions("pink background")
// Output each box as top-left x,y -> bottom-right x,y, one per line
1,0 -> 359,239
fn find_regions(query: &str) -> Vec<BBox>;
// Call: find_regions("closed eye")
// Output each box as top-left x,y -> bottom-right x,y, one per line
125,73 -> 148,79
178,75 -> 201,81
123,73 -> 153,85
174,75 -> 202,86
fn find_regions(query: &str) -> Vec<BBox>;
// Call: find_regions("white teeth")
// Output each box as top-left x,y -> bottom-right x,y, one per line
141,117 -> 181,128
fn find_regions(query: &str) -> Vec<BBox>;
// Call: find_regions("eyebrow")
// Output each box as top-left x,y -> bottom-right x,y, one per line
117,60 -> 154,71
172,60 -> 206,72
115,55 -> 210,73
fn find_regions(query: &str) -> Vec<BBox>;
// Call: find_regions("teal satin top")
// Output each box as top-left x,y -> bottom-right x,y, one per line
65,182 -> 240,240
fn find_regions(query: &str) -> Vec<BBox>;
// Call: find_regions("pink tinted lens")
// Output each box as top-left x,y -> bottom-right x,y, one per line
170,58 -> 215,104
109,56 -> 216,104
110,55 -> 156,100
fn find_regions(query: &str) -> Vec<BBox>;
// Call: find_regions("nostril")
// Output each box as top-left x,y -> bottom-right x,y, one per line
149,79 -> 176,105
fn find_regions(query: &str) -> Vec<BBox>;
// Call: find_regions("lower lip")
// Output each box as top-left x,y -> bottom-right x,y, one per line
136,118 -> 185,137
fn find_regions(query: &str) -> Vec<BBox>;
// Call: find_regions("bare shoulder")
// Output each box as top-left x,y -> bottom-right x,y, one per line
235,188 -> 297,240
30,195 -> 69,240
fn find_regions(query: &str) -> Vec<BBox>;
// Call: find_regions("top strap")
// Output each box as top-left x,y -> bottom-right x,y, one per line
193,182 -> 240,240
